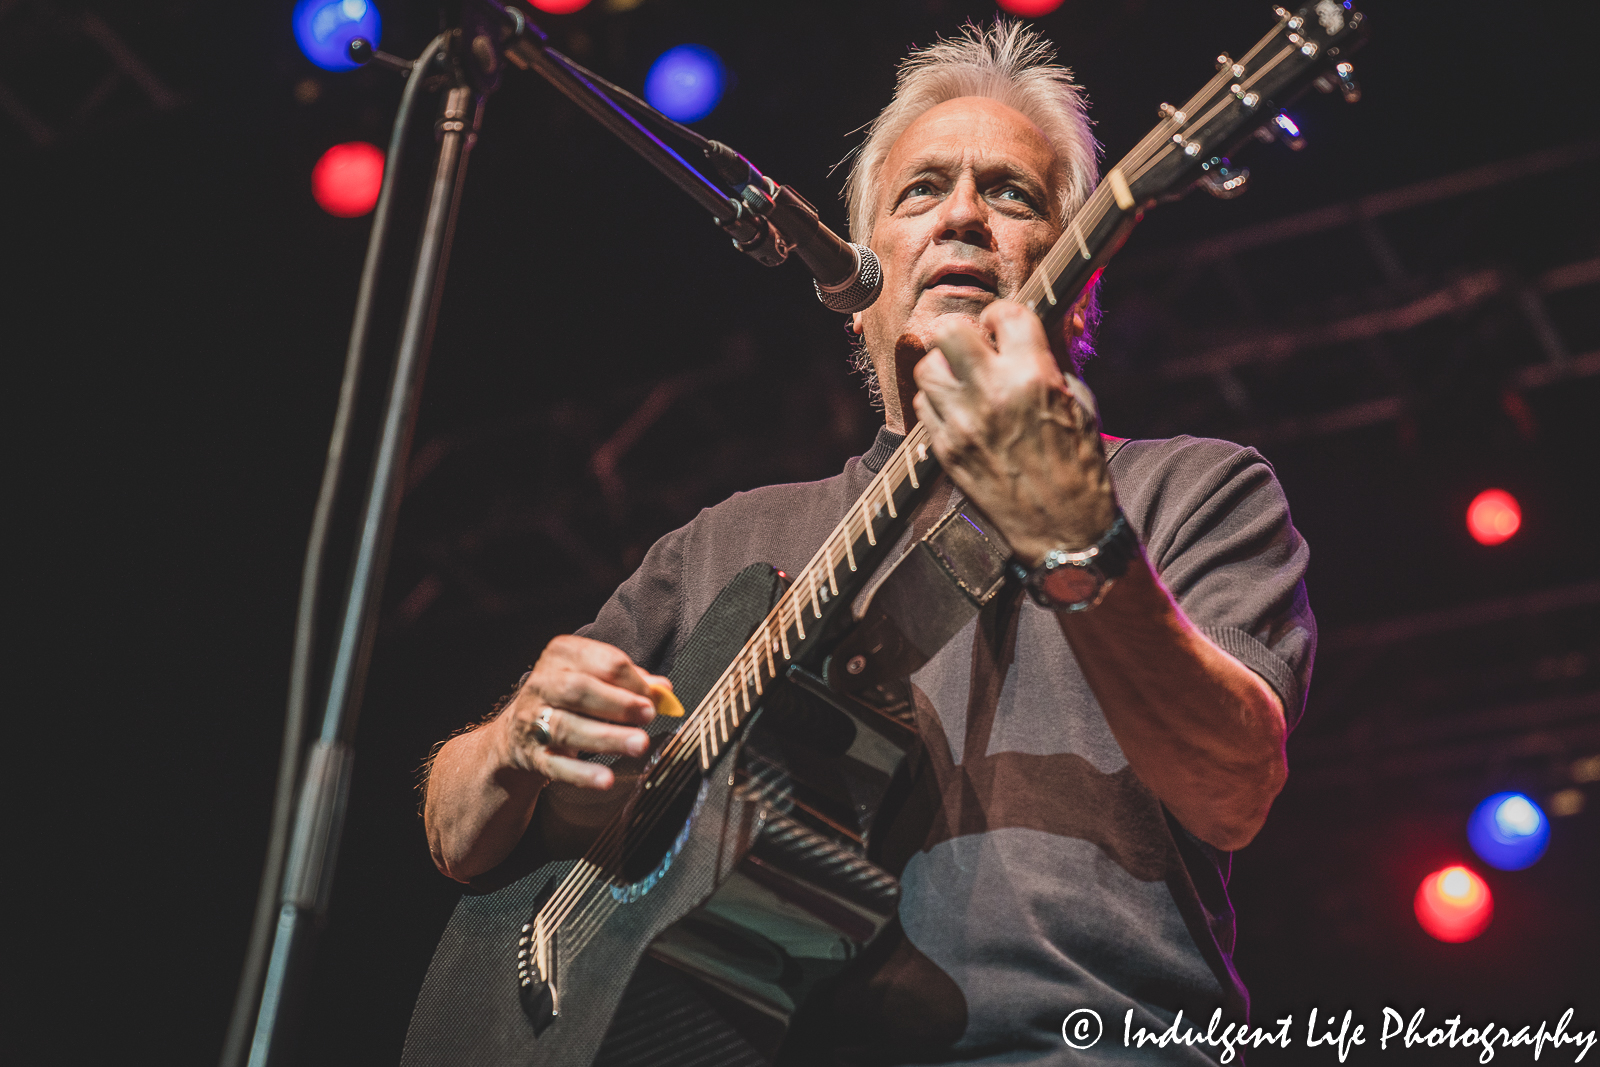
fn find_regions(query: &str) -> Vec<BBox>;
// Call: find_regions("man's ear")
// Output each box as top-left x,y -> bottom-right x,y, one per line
849,312 -> 865,337
1044,288 -> 1095,371
1066,288 -> 1093,340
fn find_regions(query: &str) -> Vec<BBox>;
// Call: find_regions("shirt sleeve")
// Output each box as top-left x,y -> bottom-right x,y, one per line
1114,437 -> 1318,730
575,521 -> 689,676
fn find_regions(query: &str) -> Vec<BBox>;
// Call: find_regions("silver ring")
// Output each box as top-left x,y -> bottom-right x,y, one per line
529,707 -> 555,747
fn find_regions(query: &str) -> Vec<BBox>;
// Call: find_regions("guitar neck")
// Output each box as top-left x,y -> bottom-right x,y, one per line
658,422 -> 940,773
1019,3 -> 1361,323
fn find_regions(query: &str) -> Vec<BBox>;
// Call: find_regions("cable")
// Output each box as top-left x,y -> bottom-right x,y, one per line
218,33 -> 449,1067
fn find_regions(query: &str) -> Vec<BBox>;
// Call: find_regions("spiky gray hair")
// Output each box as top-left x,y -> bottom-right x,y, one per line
843,19 -> 1100,244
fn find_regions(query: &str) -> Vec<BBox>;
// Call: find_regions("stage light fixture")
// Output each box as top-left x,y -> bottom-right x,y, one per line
293,0 -> 382,72
996,0 -> 1066,15
644,44 -> 726,123
312,142 -> 385,217
1414,865 -> 1493,943
1467,791 -> 1550,870
529,0 -> 591,11
1467,488 -> 1521,545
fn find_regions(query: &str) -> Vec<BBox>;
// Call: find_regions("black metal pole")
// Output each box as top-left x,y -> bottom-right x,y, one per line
243,74 -> 483,1067
218,32 -> 449,1067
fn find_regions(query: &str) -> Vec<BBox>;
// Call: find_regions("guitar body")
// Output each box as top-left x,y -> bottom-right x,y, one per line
402,563 -> 912,1067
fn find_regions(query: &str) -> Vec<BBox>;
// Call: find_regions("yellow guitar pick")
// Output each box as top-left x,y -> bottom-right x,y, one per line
651,682 -> 685,718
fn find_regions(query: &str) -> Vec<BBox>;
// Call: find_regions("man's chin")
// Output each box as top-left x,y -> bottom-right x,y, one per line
900,301 -> 990,349
919,292 -> 994,320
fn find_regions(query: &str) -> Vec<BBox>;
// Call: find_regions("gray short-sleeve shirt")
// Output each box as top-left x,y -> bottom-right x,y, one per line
579,427 -> 1315,1064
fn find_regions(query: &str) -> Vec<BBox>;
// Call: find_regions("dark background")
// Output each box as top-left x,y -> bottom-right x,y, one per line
7,0 -> 1597,1063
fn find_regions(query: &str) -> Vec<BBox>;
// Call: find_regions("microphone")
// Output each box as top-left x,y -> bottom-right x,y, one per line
705,141 -> 882,314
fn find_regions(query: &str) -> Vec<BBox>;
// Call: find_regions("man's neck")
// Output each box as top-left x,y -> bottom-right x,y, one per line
876,334 -> 926,434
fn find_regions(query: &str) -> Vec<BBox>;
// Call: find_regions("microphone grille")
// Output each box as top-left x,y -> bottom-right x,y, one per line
814,244 -> 882,314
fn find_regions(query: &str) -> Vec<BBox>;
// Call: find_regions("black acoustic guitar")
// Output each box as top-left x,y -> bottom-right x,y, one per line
402,7 -> 1366,1064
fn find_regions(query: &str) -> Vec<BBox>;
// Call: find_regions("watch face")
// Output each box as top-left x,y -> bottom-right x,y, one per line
1039,563 -> 1103,606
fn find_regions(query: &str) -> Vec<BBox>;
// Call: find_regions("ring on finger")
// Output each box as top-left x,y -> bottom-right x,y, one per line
529,706 -> 556,747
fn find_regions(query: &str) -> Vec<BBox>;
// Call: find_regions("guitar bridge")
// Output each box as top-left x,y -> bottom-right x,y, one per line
516,912 -> 559,1034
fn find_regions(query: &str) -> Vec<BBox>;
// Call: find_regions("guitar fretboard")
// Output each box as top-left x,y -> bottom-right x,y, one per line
1016,15 -> 1297,322
661,419 -> 939,775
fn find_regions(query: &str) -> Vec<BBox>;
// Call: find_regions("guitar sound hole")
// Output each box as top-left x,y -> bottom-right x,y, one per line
615,776 -> 705,894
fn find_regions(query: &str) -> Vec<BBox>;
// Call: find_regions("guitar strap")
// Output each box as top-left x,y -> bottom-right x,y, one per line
826,435 -> 1127,711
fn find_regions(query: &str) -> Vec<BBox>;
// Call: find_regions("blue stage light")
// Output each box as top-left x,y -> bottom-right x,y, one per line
1467,791 -> 1550,870
293,0 -> 382,73
644,45 -> 726,123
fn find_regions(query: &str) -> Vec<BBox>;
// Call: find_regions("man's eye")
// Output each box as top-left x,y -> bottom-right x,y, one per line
997,188 -> 1033,205
904,182 -> 937,199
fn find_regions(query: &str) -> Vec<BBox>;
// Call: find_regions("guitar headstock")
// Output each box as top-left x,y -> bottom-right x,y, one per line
1122,2 -> 1368,207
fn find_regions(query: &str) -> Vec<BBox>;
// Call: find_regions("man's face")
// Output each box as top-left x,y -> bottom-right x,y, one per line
854,96 -> 1064,420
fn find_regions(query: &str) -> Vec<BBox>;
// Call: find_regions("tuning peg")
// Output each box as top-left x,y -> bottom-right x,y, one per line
1197,157 -> 1249,199
1254,110 -> 1306,150
1335,61 -> 1361,103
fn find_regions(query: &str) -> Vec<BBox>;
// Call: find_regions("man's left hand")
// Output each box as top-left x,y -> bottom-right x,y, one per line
912,299 -> 1118,565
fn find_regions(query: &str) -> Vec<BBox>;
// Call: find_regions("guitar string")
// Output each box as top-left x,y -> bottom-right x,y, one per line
555,91 -> 1216,947
534,425 -> 935,945
551,428 -> 939,959
1129,45 -> 1296,190
543,76 -> 1207,961
547,77 -> 1225,958
1025,44 -> 1287,308
1023,58 -> 1240,304
536,15 -> 1313,970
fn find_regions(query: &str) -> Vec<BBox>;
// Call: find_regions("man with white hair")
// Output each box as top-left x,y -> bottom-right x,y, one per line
423,20 -> 1314,1064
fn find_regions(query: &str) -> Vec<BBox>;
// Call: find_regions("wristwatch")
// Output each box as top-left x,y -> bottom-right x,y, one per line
1007,510 -> 1140,612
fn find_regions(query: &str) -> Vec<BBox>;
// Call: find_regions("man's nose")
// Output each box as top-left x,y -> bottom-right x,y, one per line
936,177 -> 992,249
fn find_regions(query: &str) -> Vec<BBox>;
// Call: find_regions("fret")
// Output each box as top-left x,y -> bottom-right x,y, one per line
1070,216 -> 1091,261
656,426 -> 948,795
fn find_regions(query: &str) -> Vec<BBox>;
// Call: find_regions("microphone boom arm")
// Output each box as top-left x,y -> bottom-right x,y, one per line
477,0 -> 877,307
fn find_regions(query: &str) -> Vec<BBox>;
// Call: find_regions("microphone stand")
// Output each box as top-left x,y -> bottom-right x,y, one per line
225,5 -> 826,1065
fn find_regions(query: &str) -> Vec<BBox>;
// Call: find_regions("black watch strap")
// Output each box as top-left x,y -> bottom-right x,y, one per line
1005,509 -> 1139,612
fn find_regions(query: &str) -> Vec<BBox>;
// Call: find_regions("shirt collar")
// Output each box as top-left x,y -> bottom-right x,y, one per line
861,425 -> 905,473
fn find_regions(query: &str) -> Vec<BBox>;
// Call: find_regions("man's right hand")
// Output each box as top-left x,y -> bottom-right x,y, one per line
423,635 -> 668,882
500,635 -> 666,791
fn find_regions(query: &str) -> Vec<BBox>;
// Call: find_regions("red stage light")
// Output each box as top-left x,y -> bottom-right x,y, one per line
312,142 -> 384,218
1414,865 -> 1493,943
996,0 -> 1066,15
528,0 -> 590,13
1467,489 -> 1521,546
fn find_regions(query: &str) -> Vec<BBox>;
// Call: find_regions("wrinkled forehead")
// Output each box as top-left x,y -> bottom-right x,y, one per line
878,96 -> 1062,197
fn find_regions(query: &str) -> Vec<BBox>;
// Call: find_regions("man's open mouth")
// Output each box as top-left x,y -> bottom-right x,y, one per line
929,272 -> 998,294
